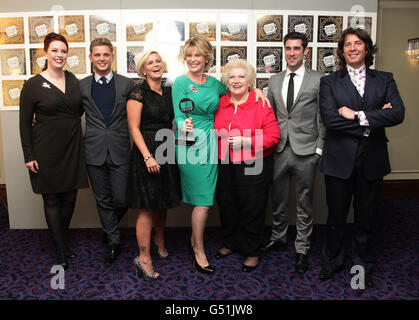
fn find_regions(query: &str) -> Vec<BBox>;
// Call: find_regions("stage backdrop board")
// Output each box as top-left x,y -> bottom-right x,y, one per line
0,6 -> 377,228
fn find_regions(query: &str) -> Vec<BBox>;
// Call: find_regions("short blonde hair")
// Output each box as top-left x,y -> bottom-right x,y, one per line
182,36 -> 214,72
221,59 -> 256,89
136,50 -> 168,79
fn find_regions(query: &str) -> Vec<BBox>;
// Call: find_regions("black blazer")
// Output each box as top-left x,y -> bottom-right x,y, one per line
80,73 -> 134,166
319,68 -> 405,180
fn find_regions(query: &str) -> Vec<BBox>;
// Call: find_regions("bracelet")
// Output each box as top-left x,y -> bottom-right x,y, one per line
354,111 -> 359,122
144,154 -> 153,162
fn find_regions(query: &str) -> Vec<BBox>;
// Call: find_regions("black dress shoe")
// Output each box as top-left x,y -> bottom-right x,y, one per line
319,267 -> 334,281
261,240 -> 286,252
242,262 -> 259,273
295,253 -> 309,274
104,244 -> 121,266
365,272 -> 374,288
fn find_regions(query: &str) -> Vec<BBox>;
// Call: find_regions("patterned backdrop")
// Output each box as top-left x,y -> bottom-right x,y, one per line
0,9 -> 376,108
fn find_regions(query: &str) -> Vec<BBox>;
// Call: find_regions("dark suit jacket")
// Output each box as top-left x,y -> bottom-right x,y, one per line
319,68 -> 405,180
80,73 -> 134,166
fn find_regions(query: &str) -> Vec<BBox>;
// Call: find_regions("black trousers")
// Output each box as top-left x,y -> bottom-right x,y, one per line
87,152 -> 129,246
322,156 -> 382,273
216,155 -> 273,257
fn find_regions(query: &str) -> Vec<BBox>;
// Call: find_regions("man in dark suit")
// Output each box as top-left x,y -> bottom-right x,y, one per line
80,38 -> 134,266
265,32 -> 325,274
318,28 -> 405,286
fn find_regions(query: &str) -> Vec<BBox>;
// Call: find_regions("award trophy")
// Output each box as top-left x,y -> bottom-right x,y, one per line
176,98 -> 196,146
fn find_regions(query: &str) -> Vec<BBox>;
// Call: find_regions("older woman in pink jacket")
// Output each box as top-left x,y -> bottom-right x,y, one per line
214,59 -> 280,272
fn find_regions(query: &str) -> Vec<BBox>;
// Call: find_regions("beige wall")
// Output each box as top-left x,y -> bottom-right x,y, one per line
377,0 -> 419,179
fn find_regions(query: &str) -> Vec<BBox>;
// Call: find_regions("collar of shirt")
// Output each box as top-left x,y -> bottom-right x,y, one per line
94,71 -> 113,84
221,89 -> 256,110
346,64 -> 366,78
285,65 -> 305,78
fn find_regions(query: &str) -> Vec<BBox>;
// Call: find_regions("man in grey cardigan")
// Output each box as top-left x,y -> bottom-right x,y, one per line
265,32 -> 325,274
80,38 -> 133,266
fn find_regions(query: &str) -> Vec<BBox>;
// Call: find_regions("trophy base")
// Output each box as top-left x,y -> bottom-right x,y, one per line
175,137 -> 196,146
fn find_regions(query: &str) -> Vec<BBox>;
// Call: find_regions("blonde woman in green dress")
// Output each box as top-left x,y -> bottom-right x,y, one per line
172,36 -> 269,275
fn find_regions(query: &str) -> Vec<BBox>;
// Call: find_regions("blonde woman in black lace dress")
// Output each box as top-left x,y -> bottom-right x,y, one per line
126,50 -> 181,281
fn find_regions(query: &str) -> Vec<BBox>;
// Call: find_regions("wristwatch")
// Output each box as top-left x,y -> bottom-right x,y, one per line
354,111 -> 359,121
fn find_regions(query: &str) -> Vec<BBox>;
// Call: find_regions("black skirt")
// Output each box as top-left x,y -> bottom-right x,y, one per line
126,129 -> 181,210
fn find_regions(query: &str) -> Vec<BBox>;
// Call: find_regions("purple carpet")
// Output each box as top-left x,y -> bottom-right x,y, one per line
0,198 -> 417,300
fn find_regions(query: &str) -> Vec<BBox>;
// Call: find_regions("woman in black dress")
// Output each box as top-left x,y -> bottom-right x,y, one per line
19,33 -> 88,270
126,50 -> 180,281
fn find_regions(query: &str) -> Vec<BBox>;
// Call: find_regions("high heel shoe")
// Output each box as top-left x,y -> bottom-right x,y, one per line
242,257 -> 260,273
56,252 -> 69,270
189,243 -> 215,275
152,237 -> 168,258
133,256 -> 160,282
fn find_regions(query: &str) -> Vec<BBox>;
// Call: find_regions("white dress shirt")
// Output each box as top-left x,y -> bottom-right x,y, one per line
346,64 -> 370,137
281,65 -> 305,108
94,71 -> 114,84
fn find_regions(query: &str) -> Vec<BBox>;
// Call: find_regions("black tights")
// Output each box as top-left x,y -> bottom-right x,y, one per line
42,190 -> 78,254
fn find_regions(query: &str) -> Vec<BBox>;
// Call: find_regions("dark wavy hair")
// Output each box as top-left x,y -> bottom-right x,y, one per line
337,28 -> 376,69
283,31 -> 308,49
43,32 -> 69,71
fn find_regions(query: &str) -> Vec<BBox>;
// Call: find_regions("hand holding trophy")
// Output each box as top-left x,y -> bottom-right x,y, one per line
176,97 -> 196,146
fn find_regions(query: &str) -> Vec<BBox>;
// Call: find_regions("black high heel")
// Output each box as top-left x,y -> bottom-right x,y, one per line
189,243 -> 215,275
133,256 -> 160,281
56,252 -> 69,270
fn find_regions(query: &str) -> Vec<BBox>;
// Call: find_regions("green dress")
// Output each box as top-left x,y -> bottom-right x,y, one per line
172,75 -> 228,206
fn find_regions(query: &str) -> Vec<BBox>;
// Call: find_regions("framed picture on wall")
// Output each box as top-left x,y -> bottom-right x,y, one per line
317,47 -> 338,74
256,46 -> 282,74
127,46 -> 145,74
30,48 -> 46,75
304,46 -> 313,69
126,14 -> 153,42
189,14 -> 216,41
0,17 -> 24,44
256,78 -> 270,96
90,15 -> 117,42
348,16 -> 372,36
28,16 -> 54,44
64,47 -> 86,74
0,49 -> 26,75
157,14 -> 185,42
288,15 -> 314,42
221,46 -> 247,71
221,14 -> 248,42
318,16 -> 343,43
2,80 -> 25,106
58,15 -> 85,43
257,15 -> 283,42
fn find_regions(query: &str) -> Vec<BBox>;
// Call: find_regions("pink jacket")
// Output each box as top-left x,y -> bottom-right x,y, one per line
214,89 -> 280,162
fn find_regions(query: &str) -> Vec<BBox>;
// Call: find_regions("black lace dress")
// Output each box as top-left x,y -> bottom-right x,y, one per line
126,80 -> 181,210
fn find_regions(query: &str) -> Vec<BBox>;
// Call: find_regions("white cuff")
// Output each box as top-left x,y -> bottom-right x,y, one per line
315,148 -> 323,156
359,111 -> 369,126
